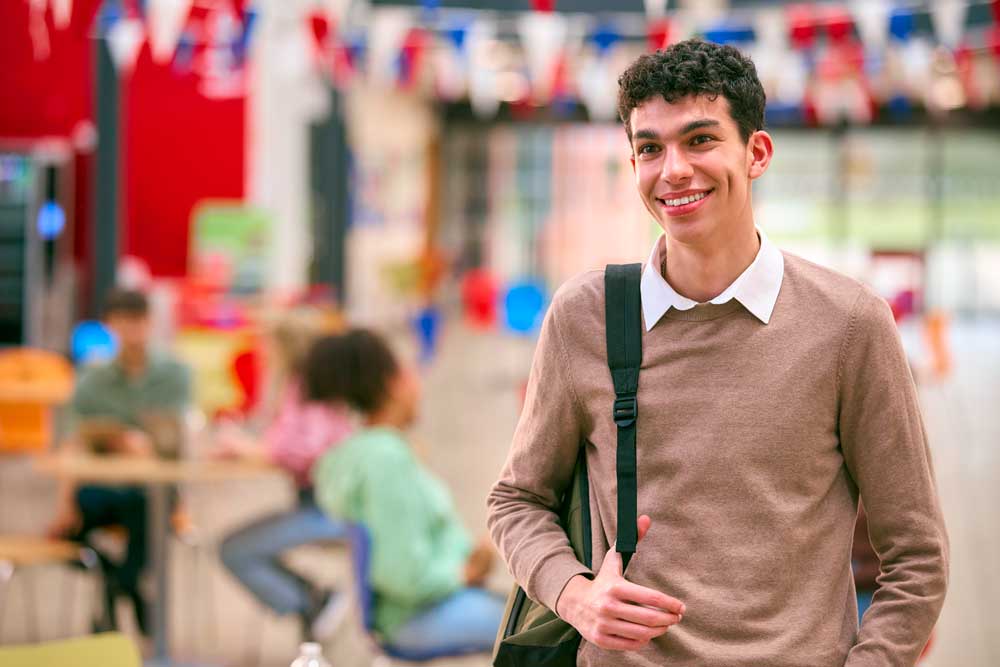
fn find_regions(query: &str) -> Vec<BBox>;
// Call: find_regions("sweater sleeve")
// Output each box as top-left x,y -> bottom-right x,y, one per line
838,292 -> 949,666
486,291 -> 592,614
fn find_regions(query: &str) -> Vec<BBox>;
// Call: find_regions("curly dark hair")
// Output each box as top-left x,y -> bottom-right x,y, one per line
617,39 -> 765,144
304,328 -> 399,414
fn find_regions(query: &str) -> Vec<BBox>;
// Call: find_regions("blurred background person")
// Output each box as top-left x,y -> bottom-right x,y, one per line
308,329 -> 503,656
44,288 -> 192,633
214,308 -> 355,640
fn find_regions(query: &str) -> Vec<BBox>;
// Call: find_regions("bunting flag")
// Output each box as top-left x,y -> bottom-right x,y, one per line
108,16 -> 146,73
52,0 -> 73,30
147,0 -> 192,64
823,6 -> 853,45
578,47 -> 618,120
398,27 -> 430,90
28,0 -> 51,60
368,8 -> 413,87
643,0 -> 668,19
467,18 -> 500,117
647,17 -> 671,52
930,0 -> 969,49
850,0 -> 891,51
324,0 -> 351,25
787,4 -> 817,51
888,6 -> 915,43
518,10 -> 568,104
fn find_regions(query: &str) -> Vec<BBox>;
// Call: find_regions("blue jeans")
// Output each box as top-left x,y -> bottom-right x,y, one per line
220,500 -> 347,615
386,588 -> 505,658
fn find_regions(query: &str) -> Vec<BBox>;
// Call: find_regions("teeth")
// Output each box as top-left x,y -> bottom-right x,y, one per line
663,191 -> 708,207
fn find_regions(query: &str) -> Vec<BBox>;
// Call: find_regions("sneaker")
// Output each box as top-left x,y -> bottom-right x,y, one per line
308,590 -> 350,641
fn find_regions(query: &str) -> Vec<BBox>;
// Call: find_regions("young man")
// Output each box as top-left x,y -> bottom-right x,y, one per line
487,40 -> 947,666
46,288 -> 191,632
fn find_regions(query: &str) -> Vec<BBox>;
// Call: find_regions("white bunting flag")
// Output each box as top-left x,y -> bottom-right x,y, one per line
930,0 -> 968,49
468,19 -> 500,118
643,0 -> 668,19
518,11 -> 568,103
850,0 -> 891,51
147,0 -> 193,64
52,0 -> 73,29
108,17 -> 145,73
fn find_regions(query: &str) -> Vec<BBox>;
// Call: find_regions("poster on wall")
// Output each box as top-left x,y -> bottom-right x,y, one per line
189,200 -> 272,294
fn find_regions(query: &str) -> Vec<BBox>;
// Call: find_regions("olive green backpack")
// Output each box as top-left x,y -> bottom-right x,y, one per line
493,263 -> 642,667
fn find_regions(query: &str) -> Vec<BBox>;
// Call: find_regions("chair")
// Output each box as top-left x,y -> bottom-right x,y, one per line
345,523 -> 490,666
0,536 -> 102,642
0,631 -> 140,667
0,348 -> 74,453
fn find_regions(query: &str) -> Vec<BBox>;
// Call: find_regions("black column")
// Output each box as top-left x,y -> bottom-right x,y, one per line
309,85 -> 350,304
92,35 -> 119,316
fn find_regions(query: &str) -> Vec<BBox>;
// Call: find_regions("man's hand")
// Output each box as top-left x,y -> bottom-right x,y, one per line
118,429 -> 155,457
556,515 -> 684,651
463,535 -> 496,586
45,505 -> 82,539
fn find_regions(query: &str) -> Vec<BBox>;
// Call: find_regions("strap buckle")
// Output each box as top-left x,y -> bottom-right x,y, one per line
613,395 -> 637,428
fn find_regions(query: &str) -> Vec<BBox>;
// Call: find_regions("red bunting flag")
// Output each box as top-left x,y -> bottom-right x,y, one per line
309,11 -> 330,55
787,4 -> 817,51
647,18 -> 671,52
531,0 -> 556,12
824,6 -> 853,45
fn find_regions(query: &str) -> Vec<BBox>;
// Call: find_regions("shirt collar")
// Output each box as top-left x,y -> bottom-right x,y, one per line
640,228 -> 784,331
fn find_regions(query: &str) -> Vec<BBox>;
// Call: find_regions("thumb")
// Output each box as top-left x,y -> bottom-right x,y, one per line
637,514 -> 652,544
598,543 -> 624,578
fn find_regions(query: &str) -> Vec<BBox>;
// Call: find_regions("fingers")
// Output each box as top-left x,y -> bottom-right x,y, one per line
594,618 -> 671,643
636,514 -> 652,542
614,580 -> 686,615
607,600 -> 682,628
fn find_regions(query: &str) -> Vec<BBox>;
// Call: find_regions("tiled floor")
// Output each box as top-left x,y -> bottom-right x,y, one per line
0,319 -> 996,666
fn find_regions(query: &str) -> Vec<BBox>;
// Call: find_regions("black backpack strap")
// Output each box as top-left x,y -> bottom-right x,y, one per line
604,263 -> 642,572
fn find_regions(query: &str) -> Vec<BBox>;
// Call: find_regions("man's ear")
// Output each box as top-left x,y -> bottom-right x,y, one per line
747,130 -> 774,180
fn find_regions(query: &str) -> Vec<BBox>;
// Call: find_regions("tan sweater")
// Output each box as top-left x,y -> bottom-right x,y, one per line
487,253 -> 948,667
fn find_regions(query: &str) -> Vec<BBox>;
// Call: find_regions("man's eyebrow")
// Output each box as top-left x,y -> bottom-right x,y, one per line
632,119 -> 723,144
679,118 -> 722,135
633,129 -> 660,142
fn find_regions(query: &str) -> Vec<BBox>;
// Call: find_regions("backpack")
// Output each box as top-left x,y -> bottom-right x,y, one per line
493,263 -> 643,666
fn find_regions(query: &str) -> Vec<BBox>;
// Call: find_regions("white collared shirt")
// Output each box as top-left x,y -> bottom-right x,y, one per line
640,228 -> 785,330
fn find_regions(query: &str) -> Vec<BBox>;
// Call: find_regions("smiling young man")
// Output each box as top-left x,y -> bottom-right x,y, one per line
488,40 -> 947,666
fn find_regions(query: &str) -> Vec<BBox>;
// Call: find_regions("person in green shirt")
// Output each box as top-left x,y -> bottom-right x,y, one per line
45,288 -> 191,633
307,328 -> 503,656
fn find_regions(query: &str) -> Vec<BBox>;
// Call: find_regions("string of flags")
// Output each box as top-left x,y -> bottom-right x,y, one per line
29,0 -> 1000,122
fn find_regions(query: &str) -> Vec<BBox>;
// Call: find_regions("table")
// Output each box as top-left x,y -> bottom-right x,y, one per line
34,453 -> 283,667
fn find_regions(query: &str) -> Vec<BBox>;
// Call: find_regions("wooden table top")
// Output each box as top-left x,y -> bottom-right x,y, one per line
0,536 -> 86,566
33,453 -> 283,485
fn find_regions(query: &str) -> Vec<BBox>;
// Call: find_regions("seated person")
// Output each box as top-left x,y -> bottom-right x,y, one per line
214,309 -> 355,639
307,329 -> 503,656
45,288 -> 191,633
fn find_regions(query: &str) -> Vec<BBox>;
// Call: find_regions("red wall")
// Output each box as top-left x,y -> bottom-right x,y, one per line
0,1 -> 245,279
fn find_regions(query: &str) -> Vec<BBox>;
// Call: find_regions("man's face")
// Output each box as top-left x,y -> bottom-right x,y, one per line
106,313 -> 150,355
629,94 -> 771,248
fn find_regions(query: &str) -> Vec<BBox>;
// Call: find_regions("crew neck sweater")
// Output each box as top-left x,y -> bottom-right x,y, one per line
487,252 -> 948,667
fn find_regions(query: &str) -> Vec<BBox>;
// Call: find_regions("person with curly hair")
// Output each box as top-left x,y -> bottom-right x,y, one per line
488,39 -> 947,665
309,329 -> 504,656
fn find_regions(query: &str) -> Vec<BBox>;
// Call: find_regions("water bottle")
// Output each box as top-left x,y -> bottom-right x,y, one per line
290,642 -> 331,667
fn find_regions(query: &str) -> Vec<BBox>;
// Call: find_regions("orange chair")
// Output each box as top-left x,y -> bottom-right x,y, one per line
0,349 -> 74,454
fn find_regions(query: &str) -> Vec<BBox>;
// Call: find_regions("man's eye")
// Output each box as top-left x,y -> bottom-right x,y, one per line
638,144 -> 659,155
691,135 -> 714,146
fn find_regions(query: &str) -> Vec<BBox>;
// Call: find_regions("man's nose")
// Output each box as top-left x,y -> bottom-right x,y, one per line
661,147 -> 693,183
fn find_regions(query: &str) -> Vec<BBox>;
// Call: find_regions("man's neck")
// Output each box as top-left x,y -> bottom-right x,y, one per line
662,223 -> 760,304
117,349 -> 149,379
